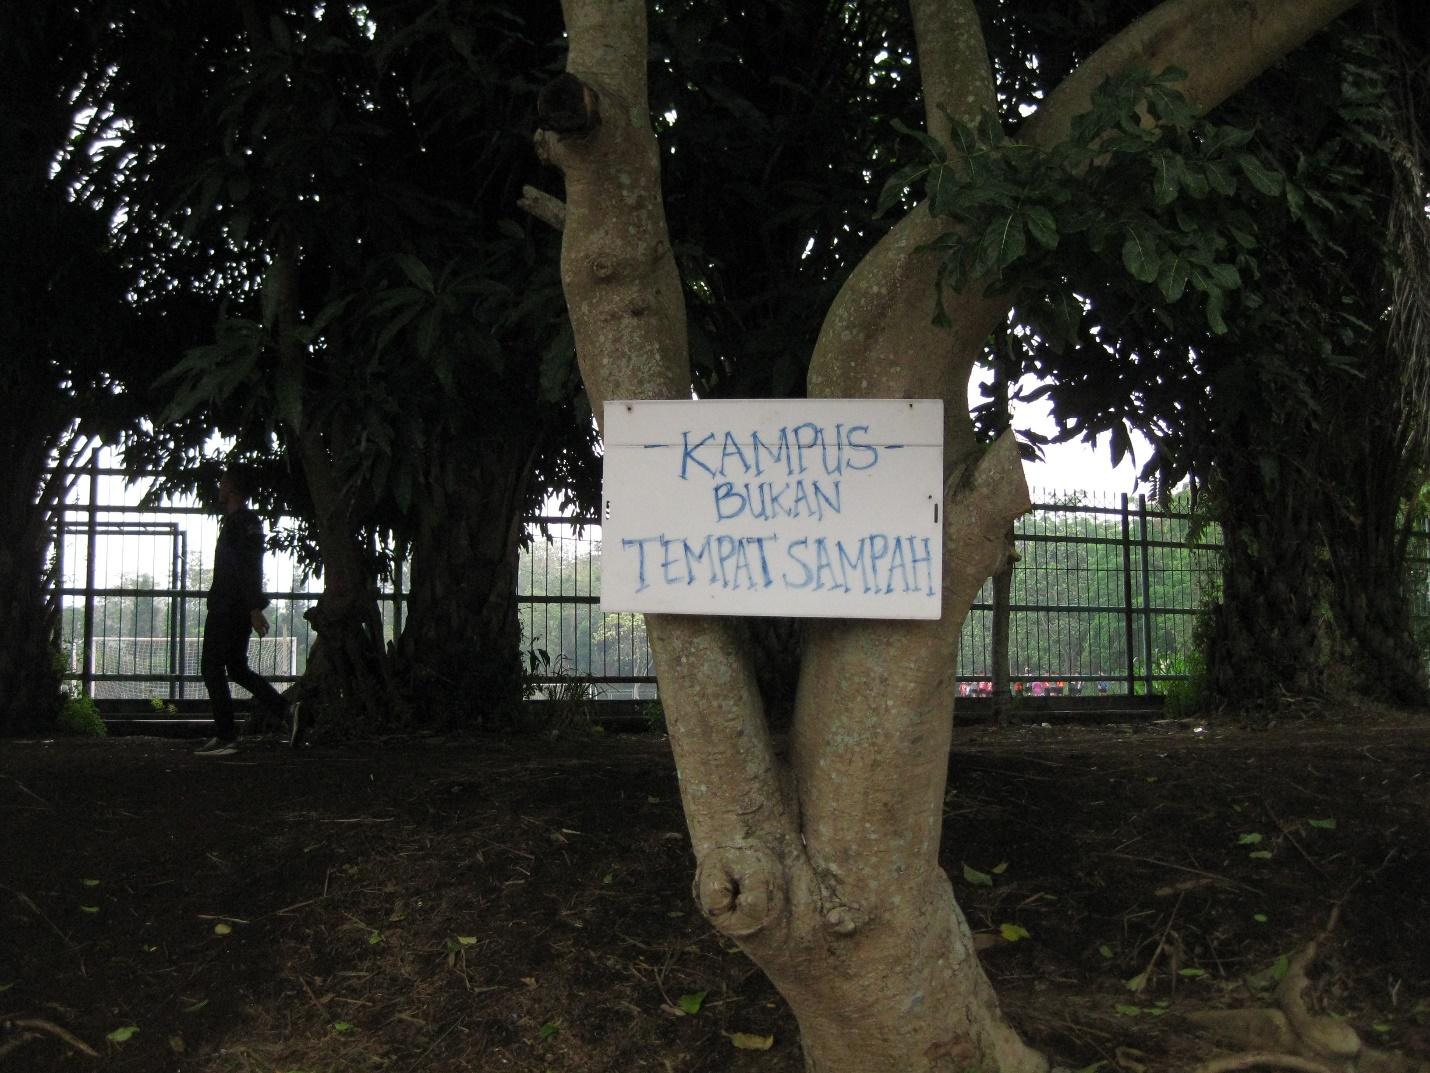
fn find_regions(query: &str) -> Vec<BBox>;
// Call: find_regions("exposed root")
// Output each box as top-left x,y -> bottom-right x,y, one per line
1193,1052 -> 1339,1073
0,1017 -> 100,1059
1185,909 -> 1430,1073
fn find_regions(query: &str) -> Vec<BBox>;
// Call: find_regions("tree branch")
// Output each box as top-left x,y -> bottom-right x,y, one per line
540,0 -> 793,899
1021,0 -> 1363,147
909,0 -> 996,155
517,185 -> 566,232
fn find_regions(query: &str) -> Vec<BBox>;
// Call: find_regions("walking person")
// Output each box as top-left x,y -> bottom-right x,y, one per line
195,469 -> 285,756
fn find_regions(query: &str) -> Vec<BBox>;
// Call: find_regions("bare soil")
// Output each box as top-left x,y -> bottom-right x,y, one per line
3,708 -> 1429,1072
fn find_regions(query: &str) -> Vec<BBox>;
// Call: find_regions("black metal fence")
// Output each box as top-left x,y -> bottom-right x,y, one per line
50,461 -> 1430,703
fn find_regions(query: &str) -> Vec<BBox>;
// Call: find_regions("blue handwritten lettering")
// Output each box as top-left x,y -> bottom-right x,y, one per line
680,431 -> 717,480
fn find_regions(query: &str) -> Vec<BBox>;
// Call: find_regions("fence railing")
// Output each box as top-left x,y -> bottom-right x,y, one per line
48,461 -> 1430,704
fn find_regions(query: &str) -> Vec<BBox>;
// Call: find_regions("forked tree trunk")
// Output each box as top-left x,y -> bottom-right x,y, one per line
537,2 -> 1359,1068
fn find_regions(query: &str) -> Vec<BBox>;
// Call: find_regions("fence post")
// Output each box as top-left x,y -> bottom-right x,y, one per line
1121,493 -> 1136,695
1138,495 -> 1155,694
177,531 -> 189,700
81,455 -> 100,698
169,523 -> 182,701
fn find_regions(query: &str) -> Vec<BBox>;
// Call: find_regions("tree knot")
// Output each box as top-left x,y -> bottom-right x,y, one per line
537,73 -> 600,137
693,843 -> 786,938
822,902 -> 867,936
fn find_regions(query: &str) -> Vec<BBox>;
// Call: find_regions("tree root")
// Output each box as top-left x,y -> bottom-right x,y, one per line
1185,914 -> 1430,1073
0,1017 -> 100,1059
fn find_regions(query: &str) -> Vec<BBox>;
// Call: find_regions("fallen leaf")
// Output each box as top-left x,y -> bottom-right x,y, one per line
962,863 -> 993,887
213,923 -> 232,936
727,1032 -> 774,1050
107,1025 -> 139,1043
1000,923 -> 1031,942
678,991 -> 707,1015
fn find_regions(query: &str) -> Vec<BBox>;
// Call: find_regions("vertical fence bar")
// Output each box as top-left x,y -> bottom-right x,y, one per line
177,531 -> 189,699
170,523 -> 182,700
81,456 -> 100,697
54,504 -> 66,674
1120,493 -> 1136,695
1138,494 -> 1154,694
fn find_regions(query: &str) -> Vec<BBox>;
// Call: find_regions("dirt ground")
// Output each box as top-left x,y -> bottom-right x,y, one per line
3,708 -> 1429,1073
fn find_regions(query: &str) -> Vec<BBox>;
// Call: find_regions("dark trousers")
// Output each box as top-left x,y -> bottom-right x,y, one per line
201,607 -> 284,740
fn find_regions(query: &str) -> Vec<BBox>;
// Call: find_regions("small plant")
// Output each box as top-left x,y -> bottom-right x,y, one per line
58,690 -> 106,737
642,699 -> 666,735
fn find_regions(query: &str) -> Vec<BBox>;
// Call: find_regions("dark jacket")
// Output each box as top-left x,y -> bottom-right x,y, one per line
208,507 -> 271,613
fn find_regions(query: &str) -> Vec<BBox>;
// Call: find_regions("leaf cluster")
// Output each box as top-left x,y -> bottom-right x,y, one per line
883,66 -> 1283,342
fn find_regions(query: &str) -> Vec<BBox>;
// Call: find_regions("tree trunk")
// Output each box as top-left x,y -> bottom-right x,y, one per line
392,429 -> 539,724
0,433 -> 73,733
292,423 -> 405,732
1205,440 -> 1330,707
537,1 -> 1359,1068
268,249 -> 403,731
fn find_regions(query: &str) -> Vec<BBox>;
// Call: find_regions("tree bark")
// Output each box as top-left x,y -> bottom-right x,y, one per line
0,431 -> 77,733
269,249 -> 402,731
392,427 -> 541,723
538,1 -> 1361,1069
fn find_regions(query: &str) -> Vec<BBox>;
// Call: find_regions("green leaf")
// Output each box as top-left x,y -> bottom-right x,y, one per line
368,931 -> 383,945
1024,205 -> 1059,249
1254,913 -> 1269,923
1207,262 -> 1242,290
456,935 -> 478,945
1122,227 -> 1160,283
213,922 -> 232,936
877,162 -> 928,217
1248,850 -> 1273,859
183,999 -> 209,1013
1237,153 -> 1283,196
1237,832 -> 1264,845
962,863 -> 994,887
1000,923 -> 1032,942
333,1021 -> 355,1034
1157,253 -> 1191,302
1308,818 -> 1337,830
1178,968 -> 1207,978
1152,155 -> 1179,206
538,1021 -> 560,1040
1125,971 -> 1148,993
1099,944 -> 1115,959
998,215 -> 1028,269
1203,161 -> 1237,196
991,861 -> 1010,875
677,991 -> 707,1015
1115,1004 -> 1142,1017
83,878 -> 101,887
1270,955 -> 1291,981
890,117 -> 948,163
107,1026 -> 139,1043
80,905 -> 100,914
395,254 -> 435,293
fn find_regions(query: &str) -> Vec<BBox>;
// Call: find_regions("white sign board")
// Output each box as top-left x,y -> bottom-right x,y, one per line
600,399 -> 944,619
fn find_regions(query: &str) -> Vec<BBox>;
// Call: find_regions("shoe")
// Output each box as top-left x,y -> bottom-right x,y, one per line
193,737 -> 222,754
197,739 -> 238,757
